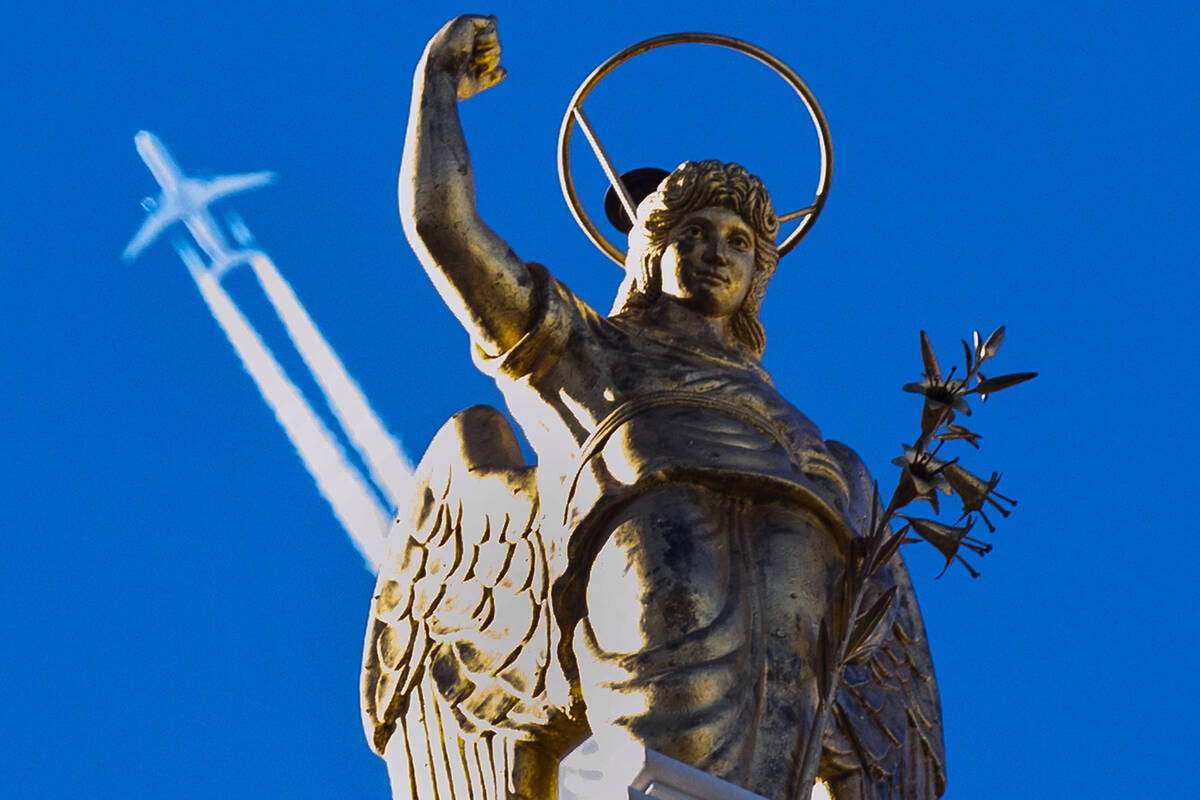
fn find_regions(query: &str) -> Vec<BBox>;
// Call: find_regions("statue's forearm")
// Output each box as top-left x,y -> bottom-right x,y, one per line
400,60 -> 476,243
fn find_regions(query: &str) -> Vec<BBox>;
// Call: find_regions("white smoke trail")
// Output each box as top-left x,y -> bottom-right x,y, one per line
249,253 -> 413,510
182,245 -> 390,570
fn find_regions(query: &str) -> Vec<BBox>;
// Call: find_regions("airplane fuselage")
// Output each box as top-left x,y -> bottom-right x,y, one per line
124,131 -> 275,266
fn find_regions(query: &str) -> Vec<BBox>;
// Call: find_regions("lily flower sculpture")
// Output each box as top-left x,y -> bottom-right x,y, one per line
881,327 -> 1036,577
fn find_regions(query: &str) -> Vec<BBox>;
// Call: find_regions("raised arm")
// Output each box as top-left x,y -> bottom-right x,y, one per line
400,15 -> 534,356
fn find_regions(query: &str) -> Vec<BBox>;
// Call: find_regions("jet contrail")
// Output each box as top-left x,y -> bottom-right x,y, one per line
182,244 -> 391,570
126,131 -> 416,573
249,252 -> 412,509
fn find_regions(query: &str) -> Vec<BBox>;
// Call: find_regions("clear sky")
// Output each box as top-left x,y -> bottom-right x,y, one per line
2,1 -> 1197,797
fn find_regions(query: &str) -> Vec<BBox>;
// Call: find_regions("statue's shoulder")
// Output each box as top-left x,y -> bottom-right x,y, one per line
526,261 -> 605,322
478,262 -> 619,383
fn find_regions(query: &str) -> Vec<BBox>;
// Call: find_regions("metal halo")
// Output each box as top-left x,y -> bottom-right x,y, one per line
558,32 -> 833,267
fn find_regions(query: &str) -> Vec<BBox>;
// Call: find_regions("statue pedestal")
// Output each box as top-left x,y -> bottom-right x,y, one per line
559,734 -> 804,800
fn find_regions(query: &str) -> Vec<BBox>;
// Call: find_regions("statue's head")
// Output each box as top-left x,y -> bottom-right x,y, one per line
613,160 -> 780,358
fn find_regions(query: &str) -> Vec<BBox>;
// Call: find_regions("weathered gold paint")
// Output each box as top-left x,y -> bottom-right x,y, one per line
361,16 -> 945,800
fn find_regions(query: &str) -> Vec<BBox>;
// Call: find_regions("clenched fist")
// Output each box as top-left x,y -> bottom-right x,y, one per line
423,15 -> 506,101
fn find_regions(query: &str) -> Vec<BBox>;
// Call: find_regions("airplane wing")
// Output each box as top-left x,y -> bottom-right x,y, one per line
123,171 -> 276,262
123,198 -> 179,261
194,171 -> 276,208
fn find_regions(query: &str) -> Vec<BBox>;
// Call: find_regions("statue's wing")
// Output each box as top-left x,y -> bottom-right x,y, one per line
362,406 -> 576,800
822,442 -> 947,800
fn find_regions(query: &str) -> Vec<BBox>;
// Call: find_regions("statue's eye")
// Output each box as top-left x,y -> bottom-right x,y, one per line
729,233 -> 751,251
679,225 -> 704,240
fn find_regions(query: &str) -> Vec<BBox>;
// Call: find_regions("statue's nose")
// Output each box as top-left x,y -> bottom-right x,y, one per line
702,236 -> 729,265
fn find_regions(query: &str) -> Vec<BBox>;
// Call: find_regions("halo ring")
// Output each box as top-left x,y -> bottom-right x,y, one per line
557,32 -> 833,267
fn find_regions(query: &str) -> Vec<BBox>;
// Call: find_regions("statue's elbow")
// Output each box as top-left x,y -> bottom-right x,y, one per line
408,211 -> 461,261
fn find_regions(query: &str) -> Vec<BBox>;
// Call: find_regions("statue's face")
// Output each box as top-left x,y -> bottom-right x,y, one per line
658,206 -> 756,319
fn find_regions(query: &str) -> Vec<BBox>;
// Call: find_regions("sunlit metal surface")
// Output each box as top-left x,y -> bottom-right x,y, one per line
371,14 -> 1034,800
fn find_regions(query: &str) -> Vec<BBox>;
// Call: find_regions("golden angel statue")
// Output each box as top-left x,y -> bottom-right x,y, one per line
361,15 -> 948,800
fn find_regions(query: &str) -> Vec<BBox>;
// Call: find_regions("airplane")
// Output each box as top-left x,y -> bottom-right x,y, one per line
123,130 -> 275,263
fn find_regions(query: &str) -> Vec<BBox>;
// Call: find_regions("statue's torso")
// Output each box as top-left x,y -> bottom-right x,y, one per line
473,268 -> 864,795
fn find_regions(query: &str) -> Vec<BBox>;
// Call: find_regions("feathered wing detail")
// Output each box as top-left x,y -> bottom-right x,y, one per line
822,442 -> 947,800
362,406 -> 584,800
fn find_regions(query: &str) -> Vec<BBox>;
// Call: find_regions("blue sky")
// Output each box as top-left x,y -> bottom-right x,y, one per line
2,1 -> 1197,797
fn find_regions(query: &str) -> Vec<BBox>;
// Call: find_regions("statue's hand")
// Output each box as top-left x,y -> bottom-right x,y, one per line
424,15 -> 506,101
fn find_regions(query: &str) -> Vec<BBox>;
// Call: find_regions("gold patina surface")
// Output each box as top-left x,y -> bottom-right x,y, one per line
361,16 -> 945,800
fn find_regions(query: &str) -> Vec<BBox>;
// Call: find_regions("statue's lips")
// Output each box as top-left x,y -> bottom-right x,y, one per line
691,268 -> 731,286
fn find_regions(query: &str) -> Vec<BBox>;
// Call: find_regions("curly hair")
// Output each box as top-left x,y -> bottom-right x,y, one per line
612,160 -> 780,358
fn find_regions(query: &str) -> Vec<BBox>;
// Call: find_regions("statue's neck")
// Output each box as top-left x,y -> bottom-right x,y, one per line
626,299 -> 740,359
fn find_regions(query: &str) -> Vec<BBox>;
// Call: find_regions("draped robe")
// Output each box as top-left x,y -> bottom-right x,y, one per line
474,264 -> 873,796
